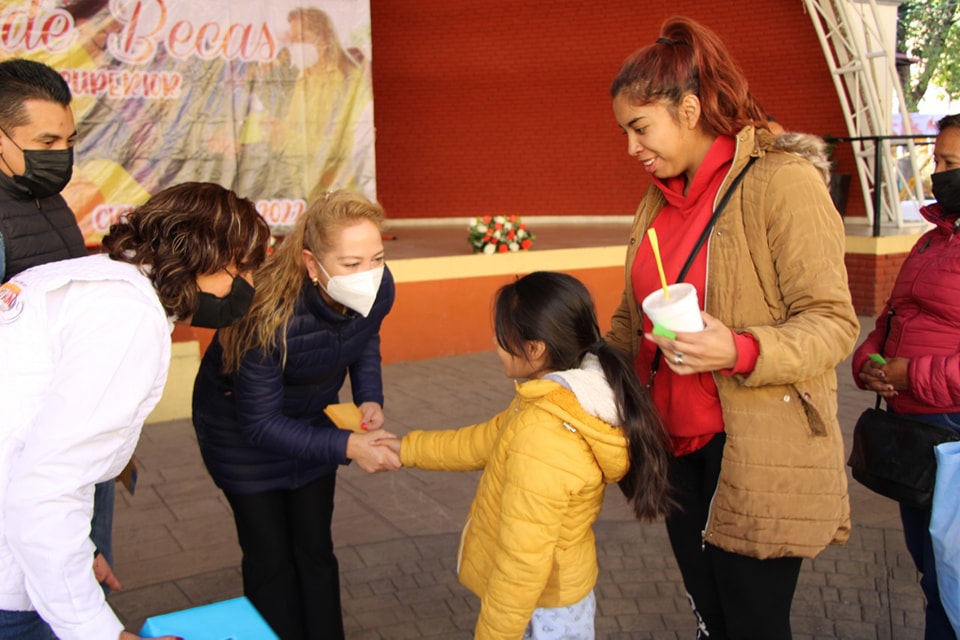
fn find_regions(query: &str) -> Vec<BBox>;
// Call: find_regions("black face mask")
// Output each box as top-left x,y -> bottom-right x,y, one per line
932,168 -> 960,215
190,275 -> 255,329
0,127 -> 74,198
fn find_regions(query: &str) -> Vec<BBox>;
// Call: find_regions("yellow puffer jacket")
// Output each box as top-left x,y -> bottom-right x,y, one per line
401,362 -> 629,640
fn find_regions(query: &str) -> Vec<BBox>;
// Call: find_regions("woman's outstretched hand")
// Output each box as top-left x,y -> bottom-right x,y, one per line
347,429 -> 401,472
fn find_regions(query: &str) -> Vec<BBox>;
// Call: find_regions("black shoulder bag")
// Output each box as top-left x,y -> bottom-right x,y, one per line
646,156 -> 757,387
847,309 -> 960,509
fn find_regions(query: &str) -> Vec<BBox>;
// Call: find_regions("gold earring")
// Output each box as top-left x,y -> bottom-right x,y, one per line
311,276 -> 320,287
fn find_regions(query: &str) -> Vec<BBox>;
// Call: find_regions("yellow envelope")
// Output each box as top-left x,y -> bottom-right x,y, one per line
324,403 -> 366,433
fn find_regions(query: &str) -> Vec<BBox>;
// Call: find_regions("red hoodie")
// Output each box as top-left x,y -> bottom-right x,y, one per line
631,135 -> 759,455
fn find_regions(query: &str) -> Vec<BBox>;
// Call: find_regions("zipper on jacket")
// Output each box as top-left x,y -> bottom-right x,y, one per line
702,134 -> 747,311
456,517 -> 472,575
701,482 -> 720,551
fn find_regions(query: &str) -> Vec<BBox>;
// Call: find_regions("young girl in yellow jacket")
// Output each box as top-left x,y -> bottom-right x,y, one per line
379,271 -> 673,639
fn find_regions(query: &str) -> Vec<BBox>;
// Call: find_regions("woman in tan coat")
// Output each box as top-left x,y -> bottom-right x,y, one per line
605,16 -> 859,639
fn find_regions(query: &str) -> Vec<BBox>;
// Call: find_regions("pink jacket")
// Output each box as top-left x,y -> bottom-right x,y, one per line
853,203 -> 960,415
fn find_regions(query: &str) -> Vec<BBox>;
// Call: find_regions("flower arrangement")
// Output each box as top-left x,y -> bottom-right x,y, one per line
468,215 -> 535,254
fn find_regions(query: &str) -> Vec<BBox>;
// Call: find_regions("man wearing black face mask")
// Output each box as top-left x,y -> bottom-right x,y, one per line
852,113 -> 960,640
0,58 -> 86,283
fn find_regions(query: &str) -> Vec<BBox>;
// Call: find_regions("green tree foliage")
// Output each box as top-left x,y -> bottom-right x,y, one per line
897,0 -> 960,110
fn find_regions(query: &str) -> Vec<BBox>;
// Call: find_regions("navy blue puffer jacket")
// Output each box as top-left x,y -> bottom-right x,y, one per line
192,267 -> 395,494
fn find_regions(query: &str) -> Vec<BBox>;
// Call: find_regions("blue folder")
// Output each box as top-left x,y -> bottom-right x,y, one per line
139,596 -> 278,639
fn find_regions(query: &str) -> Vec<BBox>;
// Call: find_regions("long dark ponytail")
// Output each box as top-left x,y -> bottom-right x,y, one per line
494,272 -> 673,520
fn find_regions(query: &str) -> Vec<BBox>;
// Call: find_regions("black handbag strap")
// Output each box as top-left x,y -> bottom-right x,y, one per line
647,156 -> 758,384
874,308 -> 895,410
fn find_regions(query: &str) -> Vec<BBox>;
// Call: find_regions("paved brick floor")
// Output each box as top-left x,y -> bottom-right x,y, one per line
108,317 -> 928,639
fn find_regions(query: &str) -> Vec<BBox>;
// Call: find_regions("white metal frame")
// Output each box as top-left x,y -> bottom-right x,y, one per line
802,0 -> 926,231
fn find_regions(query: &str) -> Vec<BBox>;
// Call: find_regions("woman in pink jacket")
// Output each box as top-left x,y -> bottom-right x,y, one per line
853,114 -> 960,640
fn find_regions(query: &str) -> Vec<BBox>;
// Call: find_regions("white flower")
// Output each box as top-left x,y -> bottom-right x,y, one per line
493,230 -> 501,240
509,242 -> 519,252
494,215 -> 506,224
483,243 -> 496,255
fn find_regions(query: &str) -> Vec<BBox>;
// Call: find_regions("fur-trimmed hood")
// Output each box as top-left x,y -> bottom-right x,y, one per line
762,129 -> 833,185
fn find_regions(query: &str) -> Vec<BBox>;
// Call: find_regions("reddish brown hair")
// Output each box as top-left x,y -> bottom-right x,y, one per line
610,16 -> 767,137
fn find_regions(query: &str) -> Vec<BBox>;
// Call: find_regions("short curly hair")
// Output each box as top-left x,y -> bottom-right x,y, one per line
102,182 -> 272,319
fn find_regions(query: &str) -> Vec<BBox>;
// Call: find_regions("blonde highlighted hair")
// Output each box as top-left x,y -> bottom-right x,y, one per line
218,190 -> 385,373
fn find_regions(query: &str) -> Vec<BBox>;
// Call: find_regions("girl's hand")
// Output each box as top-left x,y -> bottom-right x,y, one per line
644,311 -> 737,374
373,436 -> 401,456
347,430 -> 401,472
358,402 -> 385,431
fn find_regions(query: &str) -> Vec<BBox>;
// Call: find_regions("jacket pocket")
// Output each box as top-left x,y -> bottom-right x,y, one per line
792,383 -> 828,437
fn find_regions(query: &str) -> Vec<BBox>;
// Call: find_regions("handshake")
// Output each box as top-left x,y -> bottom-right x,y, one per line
327,402 -> 403,473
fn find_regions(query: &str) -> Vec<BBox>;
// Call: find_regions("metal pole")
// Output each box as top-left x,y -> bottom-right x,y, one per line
873,140 -> 883,237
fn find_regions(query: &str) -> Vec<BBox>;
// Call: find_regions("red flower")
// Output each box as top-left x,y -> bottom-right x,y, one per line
520,239 -> 532,250
507,230 -> 516,240
509,215 -> 517,223
498,244 -> 509,253
482,215 -> 492,224
494,222 -> 503,230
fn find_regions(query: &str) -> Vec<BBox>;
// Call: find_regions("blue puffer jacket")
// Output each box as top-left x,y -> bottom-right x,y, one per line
192,267 -> 395,494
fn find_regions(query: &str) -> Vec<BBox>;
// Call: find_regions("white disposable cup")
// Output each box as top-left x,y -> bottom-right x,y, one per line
641,283 -> 704,333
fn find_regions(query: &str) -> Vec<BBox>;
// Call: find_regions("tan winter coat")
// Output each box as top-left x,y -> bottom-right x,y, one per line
607,126 -> 859,559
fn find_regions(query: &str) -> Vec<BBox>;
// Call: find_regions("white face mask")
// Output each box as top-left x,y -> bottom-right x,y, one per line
286,42 -> 320,72
318,263 -> 384,317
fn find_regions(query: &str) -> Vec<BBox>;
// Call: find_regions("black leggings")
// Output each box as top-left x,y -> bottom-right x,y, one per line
666,434 -> 802,640
225,474 -> 344,640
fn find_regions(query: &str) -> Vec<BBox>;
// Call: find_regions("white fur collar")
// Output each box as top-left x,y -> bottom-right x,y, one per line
544,354 -> 619,426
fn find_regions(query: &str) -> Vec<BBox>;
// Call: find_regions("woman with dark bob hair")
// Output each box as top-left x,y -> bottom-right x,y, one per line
0,182 -> 270,640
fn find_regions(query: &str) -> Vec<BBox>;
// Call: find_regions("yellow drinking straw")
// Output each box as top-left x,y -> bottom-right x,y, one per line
646,228 -> 670,300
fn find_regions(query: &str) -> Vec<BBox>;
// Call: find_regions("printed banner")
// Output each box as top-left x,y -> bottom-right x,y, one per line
1,0 -> 375,242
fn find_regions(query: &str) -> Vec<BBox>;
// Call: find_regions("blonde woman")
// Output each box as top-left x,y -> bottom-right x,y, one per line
192,190 -> 399,640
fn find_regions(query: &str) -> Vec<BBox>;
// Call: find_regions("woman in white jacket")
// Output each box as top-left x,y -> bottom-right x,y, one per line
0,182 -> 271,640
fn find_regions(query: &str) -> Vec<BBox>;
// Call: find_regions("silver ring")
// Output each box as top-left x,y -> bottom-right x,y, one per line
674,352 -> 684,366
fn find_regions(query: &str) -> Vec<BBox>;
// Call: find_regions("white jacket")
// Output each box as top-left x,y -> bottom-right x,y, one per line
0,254 -> 171,640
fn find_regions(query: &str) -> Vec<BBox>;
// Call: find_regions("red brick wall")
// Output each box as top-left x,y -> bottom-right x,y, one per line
370,0 -> 856,219
845,252 -> 907,316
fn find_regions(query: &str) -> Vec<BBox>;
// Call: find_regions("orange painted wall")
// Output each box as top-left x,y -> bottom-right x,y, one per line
183,265 -> 625,365
379,266 -> 624,364
369,0 -> 855,219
